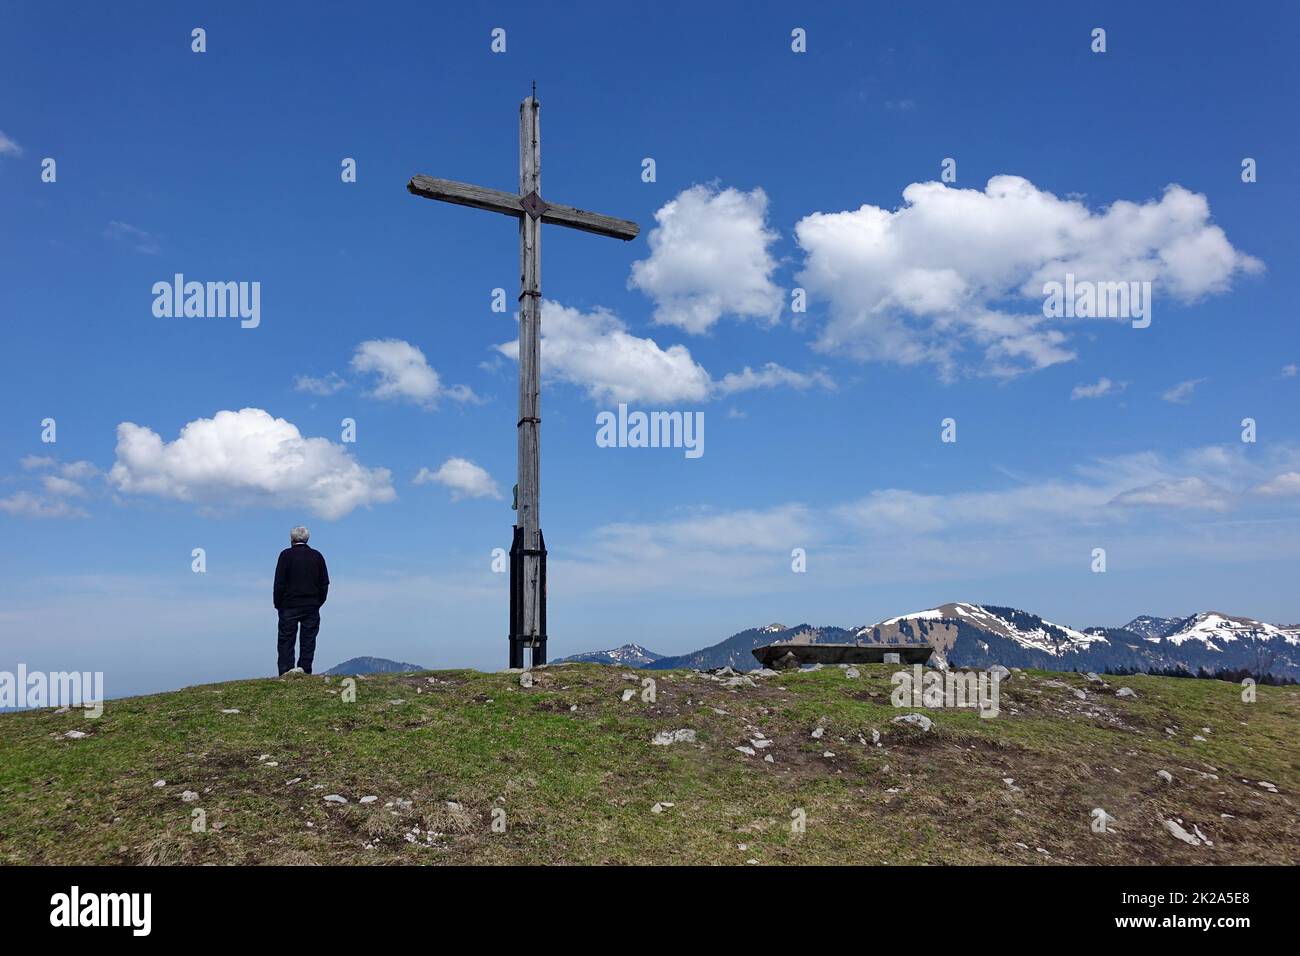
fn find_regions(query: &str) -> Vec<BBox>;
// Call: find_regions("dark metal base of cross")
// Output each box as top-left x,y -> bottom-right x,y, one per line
507,525 -> 547,668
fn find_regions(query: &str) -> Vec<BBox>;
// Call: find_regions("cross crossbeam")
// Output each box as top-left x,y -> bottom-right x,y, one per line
407,93 -> 639,668
407,175 -> 639,241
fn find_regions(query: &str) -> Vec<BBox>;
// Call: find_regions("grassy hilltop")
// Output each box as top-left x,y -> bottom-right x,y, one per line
1,664 -> 1295,865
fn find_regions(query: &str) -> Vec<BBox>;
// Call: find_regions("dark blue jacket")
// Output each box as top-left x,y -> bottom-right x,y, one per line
274,543 -> 330,609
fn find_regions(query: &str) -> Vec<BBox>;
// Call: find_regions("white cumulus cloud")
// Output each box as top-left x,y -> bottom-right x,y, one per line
351,339 -> 476,408
414,458 -> 502,501
498,301 -> 712,404
496,301 -> 831,405
629,184 -> 783,334
108,408 -> 396,519
795,176 -> 1262,377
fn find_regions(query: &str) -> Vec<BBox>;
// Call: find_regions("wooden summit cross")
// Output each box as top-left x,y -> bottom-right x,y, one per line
407,89 -> 640,669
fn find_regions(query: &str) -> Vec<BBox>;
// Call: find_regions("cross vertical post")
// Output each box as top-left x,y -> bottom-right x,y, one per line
512,94 -> 544,668
406,91 -> 639,669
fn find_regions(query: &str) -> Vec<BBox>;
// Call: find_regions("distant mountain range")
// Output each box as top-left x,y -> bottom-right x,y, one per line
323,656 -> 426,676
556,643 -> 664,667
568,605 -> 1300,679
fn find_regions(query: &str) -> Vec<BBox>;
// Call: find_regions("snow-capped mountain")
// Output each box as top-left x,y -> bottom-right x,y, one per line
644,624 -> 851,671
1154,612 -> 1296,648
854,604 -> 1298,678
558,643 -> 664,666
1118,615 -> 1180,641
565,606 -> 1300,679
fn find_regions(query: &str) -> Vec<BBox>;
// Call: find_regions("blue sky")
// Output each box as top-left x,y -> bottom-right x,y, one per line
2,1 -> 1298,697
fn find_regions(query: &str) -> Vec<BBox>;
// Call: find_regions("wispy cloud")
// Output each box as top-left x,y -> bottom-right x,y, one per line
0,130 -> 22,157
293,371 -> 347,396
1162,377 -> 1206,404
103,220 -> 161,255
1071,377 -> 1126,400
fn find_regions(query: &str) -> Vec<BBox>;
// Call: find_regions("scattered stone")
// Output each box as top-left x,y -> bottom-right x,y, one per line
387,699 -> 405,706
844,667 -> 860,679
569,704 -> 578,712
822,751 -> 836,759
1072,689 -> 1087,700
811,727 -> 824,739
650,801 -> 674,814
324,794 -> 348,804
891,713 -> 933,732
755,668 -> 779,677
360,796 -> 378,804
1193,734 -> 1206,742
153,780 -> 166,788
1258,781 -> 1278,793
285,777 -> 302,786
870,729 -> 881,746
735,746 -> 756,756
221,708 -> 240,714
1164,819 -> 1210,846
519,672 -> 534,689
1156,770 -> 1174,784
63,730 -> 87,739
621,689 -> 636,702
987,664 -> 1011,682
1115,687 -> 1137,698
651,729 -> 696,746
763,754 -> 774,763
181,790 -> 199,802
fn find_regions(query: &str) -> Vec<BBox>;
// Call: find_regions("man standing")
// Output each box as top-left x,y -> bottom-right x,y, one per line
274,525 -> 330,676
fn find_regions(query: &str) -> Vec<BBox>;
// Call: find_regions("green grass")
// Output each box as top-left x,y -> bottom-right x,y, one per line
1,664 -> 1295,864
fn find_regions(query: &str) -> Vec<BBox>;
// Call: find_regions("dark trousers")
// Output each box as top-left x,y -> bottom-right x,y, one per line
277,606 -> 321,674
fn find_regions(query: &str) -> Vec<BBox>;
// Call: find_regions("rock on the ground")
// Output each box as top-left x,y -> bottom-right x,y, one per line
181,790 -> 199,802
892,713 -> 933,732
1157,769 -> 1174,784
324,794 -> 348,804
1164,819 -> 1211,846
1116,687 -> 1138,698
987,665 -> 1011,682
651,729 -> 696,746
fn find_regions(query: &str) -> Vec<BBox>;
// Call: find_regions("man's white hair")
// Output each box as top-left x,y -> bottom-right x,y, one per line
290,525 -> 310,543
